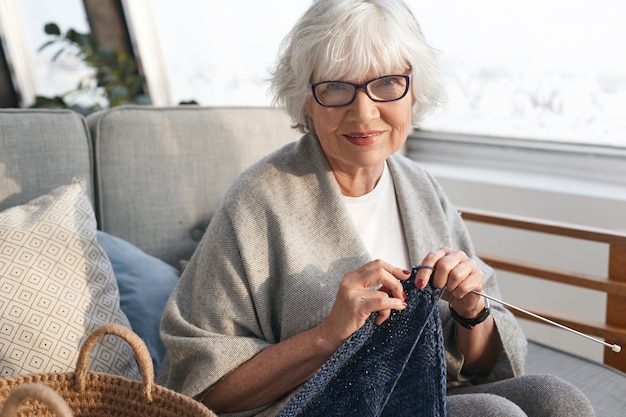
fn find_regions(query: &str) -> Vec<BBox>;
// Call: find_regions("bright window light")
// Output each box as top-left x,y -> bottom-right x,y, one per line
412,0 -> 626,148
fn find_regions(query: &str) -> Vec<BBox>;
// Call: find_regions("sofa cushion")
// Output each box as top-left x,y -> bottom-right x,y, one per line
88,105 -> 301,266
96,230 -> 178,373
0,109 -> 94,212
0,177 -> 140,379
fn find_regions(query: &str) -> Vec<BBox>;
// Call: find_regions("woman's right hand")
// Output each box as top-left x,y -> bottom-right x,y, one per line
316,259 -> 411,350
203,260 -> 410,413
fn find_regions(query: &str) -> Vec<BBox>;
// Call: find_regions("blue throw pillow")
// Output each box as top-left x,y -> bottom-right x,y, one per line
96,231 -> 178,373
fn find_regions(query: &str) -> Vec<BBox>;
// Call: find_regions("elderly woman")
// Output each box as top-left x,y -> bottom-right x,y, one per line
157,1 -> 595,416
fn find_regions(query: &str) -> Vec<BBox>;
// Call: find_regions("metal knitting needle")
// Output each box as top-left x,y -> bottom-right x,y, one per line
412,266 -> 621,352
471,290 -> 622,353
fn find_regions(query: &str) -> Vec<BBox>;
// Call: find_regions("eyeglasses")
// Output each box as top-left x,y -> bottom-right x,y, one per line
311,74 -> 411,107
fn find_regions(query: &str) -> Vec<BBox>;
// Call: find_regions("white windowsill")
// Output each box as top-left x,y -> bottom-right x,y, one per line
407,131 -> 626,203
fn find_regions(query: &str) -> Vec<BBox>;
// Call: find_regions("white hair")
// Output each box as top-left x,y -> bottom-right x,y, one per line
269,0 -> 446,132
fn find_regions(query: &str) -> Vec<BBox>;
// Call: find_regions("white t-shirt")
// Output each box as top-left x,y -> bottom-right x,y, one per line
342,162 -> 411,270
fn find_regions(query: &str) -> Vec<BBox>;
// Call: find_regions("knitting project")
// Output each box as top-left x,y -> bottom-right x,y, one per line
277,267 -> 447,417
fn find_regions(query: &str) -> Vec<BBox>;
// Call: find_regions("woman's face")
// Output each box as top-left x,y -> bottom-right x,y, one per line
306,70 -> 414,189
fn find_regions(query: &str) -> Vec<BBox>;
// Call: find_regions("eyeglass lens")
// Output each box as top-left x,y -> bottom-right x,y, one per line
313,75 -> 409,107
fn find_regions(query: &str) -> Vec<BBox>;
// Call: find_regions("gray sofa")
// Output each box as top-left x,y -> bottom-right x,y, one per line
1,106 -> 624,416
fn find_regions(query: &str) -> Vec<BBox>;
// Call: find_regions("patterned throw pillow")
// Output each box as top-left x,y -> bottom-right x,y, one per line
0,177 -> 140,379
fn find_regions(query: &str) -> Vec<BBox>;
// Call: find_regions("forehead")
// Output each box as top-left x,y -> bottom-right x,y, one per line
314,66 -> 408,83
311,44 -> 409,83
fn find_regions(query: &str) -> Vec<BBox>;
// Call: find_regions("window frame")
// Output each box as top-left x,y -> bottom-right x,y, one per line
407,129 -> 626,202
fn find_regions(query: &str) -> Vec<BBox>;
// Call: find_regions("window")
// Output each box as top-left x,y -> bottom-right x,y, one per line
122,0 -> 308,106
7,0 -> 625,150
125,0 -> 625,148
0,0 -> 90,106
413,0 -> 626,148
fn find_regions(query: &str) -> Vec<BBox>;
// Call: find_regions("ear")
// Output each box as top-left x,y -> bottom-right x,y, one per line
304,98 -> 316,132
305,97 -> 314,117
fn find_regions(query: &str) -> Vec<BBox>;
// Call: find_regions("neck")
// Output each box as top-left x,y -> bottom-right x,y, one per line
334,163 -> 385,197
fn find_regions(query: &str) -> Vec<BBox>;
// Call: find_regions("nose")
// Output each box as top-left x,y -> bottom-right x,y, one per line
348,88 -> 379,121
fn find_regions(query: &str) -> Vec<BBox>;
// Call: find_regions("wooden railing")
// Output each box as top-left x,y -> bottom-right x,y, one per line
459,207 -> 626,372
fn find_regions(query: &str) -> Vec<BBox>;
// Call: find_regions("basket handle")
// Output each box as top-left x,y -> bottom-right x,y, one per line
0,383 -> 73,417
75,324 -> 155,402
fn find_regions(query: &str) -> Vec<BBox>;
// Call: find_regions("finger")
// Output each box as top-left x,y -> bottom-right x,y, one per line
375,309 -> 391,325
415,247 -> 451,288
375,292 -> 408,325
412,265 -> 434,289
361,290 -> 407,322
448,261 -> 481,298
369,259 -> 412,282
429,249 -> 471,289
360,259 -> 410,300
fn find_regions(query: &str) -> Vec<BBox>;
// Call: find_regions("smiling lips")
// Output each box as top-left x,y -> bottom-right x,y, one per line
344,131 -> 381,146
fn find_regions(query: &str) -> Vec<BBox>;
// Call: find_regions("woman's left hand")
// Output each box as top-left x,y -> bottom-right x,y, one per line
414,247 -> 486,318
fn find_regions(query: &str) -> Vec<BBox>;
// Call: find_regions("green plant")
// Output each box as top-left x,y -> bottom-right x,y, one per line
30,23 -> 151,115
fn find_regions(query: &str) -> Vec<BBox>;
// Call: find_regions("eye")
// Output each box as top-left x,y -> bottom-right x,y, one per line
325,82 -> 351,92
376,76 -> 403,87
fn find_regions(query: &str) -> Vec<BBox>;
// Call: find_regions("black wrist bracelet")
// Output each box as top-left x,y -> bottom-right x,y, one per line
449,298 -> 491,330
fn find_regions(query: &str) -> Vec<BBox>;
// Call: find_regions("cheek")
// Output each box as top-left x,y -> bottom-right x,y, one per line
386,106 -> 413,150
387,102 -> 413,132
308,106 -> 342,135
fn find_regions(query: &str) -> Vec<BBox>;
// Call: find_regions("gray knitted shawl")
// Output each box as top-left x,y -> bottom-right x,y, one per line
157,134 -> 527,417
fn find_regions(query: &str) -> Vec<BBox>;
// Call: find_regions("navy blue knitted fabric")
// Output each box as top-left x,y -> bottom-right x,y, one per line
277,267 -> 447,417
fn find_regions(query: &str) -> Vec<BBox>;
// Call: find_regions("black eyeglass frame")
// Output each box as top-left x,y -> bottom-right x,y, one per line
310,74 -> 412,107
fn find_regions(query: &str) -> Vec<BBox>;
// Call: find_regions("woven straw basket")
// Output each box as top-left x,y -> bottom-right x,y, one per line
0,324 -> 217,417
0,384 -> 73,417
